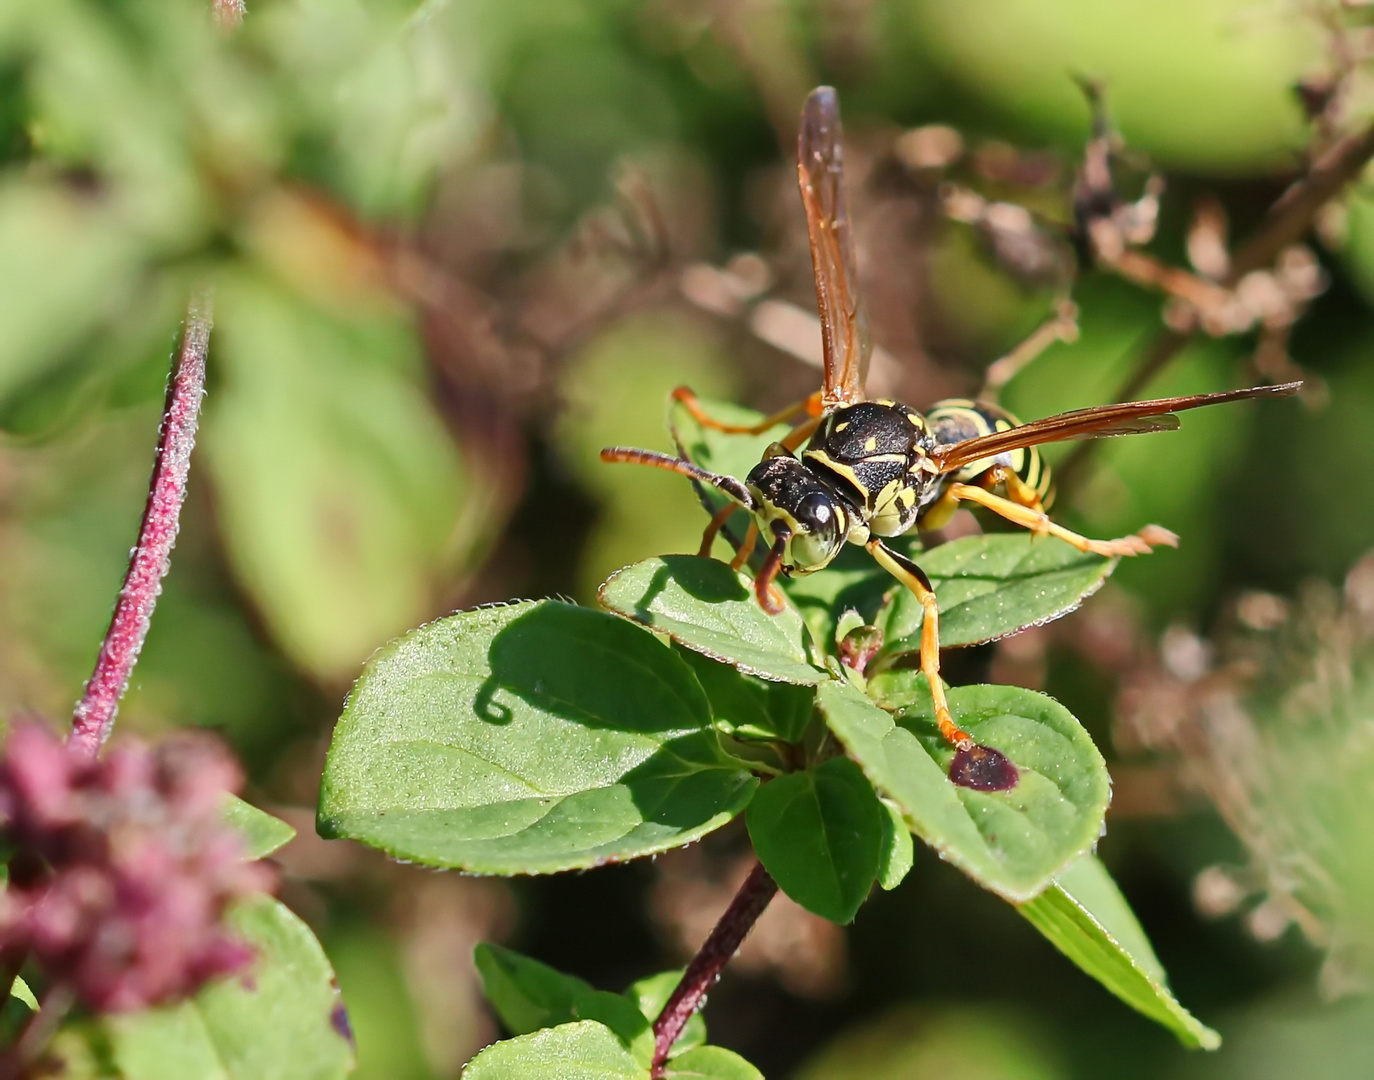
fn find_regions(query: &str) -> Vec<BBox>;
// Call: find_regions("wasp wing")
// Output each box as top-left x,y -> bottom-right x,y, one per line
931,381 -> 1302,474
798,86 -> 871,409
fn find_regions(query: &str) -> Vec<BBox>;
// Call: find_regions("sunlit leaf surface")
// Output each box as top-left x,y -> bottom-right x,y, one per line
318,600 -> 757,873
820,676 -> 1109,901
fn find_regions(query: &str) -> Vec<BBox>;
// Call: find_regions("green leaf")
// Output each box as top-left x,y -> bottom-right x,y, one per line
472,945 -> 653,1063
222,796 -> 296,861
108,896 -> 355,1080
463,1021 -> 646,1080
7,977 -> 35,1011
599,556 -> 825,685
675,646 -> 816,744
318,600 -> 757,874
664,1045 -> 765,1080
1018,855 -> 1220,1050
878,534 -> 1116,657
876,799 -> 914,891
474,944 -> 595,1035
626,971 -> 705,1058
570,992 -> 654,1066
819,677 -> 1110,901
746,758 -> 884,924
0,181 -> 148,411
207,272 -> 485,682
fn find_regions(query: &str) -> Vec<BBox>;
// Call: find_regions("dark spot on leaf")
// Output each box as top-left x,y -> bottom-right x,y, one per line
949,744 -> 1019,791
331,1000 -> 355,1049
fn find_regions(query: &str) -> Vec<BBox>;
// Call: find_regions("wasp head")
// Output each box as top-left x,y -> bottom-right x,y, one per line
745,452 -> 850,574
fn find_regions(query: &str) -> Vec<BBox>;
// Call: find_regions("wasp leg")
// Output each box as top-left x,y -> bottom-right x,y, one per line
947,483 -> 1178,557
866,540 -> 973,750
919,465 -> 1046,535
698,503 -> 737,557
673,385 -> 824,450
730,521 -> 759,571
982,465 -> 1045,512
672,385 -> 824,434
755,524 -> 790,614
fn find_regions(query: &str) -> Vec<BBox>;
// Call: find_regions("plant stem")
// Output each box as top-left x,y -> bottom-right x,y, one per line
213,0 -> 245,28
650,860 -> 777,1076
68,291 -> 213,760
1056,118 -> 1374,499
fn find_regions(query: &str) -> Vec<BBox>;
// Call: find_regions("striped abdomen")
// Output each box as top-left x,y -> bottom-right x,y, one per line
925,399 -> 1053,507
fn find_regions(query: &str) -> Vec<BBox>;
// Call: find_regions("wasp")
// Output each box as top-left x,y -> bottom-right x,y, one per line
602,87 -> 1298,780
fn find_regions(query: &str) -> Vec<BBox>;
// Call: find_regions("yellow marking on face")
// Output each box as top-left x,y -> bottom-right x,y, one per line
906,413 -> 921,425
835,421 -> 849,431
864,436 -> 878,452
864,453 -> 907,464
896,487 -> 916,508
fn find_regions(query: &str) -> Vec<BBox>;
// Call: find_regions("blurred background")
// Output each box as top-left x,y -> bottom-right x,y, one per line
3,0 -> 1374,1076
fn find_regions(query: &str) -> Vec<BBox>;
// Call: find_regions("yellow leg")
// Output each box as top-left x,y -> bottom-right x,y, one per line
672,386 -> 823,435
866,540 -> 973,750
947,483 -> 1178,557
990,466 -> 1046,513
673,384 -> 822,452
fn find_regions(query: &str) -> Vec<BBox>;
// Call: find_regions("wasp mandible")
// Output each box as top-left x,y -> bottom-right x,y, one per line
602,87 -> 1299,769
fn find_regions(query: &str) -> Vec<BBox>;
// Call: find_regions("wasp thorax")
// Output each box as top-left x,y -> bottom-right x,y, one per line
745,455 -> 852,574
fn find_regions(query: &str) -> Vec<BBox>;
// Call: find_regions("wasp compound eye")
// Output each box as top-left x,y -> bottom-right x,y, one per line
789,492 -> 843,571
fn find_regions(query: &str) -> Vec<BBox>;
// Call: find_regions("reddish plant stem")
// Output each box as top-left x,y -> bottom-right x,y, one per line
68,292 -> 213,760
650,861 -> 777,1076
213,0 -> 245,28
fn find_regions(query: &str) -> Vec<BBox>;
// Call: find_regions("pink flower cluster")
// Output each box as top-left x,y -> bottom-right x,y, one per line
0,723 -> 273,1013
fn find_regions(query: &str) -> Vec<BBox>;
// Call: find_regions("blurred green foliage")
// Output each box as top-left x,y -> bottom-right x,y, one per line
1,0 -> 1373,1076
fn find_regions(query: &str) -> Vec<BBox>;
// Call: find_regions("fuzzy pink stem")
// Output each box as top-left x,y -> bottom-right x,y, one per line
68,292 -> 212,759
213,0 -> 245,28
650,861 -> 777,1076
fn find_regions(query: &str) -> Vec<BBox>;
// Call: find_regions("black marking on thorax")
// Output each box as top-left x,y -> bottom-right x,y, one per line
803,401 -> 934,518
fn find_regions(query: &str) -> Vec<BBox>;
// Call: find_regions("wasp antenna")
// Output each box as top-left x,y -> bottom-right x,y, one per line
600,446 -> 756,510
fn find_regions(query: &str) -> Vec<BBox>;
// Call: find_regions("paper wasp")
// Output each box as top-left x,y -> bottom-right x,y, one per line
602,86 -> 1299,785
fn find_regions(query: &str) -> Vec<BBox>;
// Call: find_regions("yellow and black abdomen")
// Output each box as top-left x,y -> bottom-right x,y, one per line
925,399 -> 1053,507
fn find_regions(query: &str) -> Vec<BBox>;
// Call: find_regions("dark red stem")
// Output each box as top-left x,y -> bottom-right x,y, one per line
650,861 -> 777,1076
68,292 -> 212,759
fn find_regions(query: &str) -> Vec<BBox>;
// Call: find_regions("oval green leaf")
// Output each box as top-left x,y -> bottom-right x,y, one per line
1018,855 -> 1221,1050
107,896 -> 355,1080
878,534 -> 1116,656
474,945 -> 653,1063
746,757 -> 884,924
464,1021 -> 646,1080
819,677 -> 1110,901
318,600 -> 757,874
208,272 -> 481,682
665,1045 -> 765,1080
223,795 -> 296,861
474,944 -> 596,1036
599,556 -> 826,685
